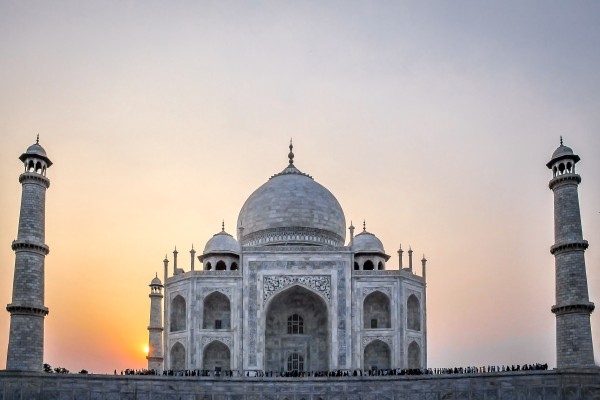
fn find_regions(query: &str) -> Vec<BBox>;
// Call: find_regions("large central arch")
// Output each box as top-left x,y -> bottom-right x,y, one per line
264,285 -> 329,372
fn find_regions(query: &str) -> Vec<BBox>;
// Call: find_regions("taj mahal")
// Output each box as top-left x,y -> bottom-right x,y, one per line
2,137 -> 599,399
147,142 -> 427,374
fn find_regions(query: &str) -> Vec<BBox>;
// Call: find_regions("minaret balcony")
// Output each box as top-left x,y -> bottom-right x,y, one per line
551,302 -> 595,315
11,240 -> 49,255
550,240 -> 588,255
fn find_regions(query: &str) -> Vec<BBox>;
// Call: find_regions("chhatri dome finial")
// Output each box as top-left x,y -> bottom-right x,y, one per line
36,134 -> 39,144
222,220 -> 225,232
288,138 -> 294,164
363,220 -> 366,232
560,136 -> 563,146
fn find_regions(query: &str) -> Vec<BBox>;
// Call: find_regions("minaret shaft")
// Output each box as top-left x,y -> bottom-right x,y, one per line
6,143 -> 52,372
548,143 -> 595,369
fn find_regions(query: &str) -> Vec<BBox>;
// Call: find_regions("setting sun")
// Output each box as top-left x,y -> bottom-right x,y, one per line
144,346 -> 149,355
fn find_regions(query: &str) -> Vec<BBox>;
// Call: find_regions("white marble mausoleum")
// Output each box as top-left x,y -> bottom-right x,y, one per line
147,143 -> 427,374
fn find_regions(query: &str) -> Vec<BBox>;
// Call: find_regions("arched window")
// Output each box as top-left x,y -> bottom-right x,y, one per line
205,262 -> 212,270
231,262 -> 238,271
287,314 -> 304,334
407,294 -> 420,331
363,291 -> 391,329
363,260 -> 374,270
377,261 -> 384,270
216,260 -> 226,270
170,295 -> 186,332
407,341 -> 421,369
287,353 -> 304,372
203,291 -> 231,329
354,262 -> 359,270
170,342 -> 186,371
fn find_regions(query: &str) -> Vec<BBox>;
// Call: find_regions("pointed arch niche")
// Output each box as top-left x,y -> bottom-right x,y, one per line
363,291 -> 391,329
203,291 -> 231,330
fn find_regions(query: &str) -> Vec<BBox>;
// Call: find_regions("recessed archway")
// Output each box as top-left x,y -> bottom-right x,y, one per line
407,341 -> 421,369
203,291 -> 231,329
170,342 -> 185,371
264,285 -> 329,372
363,291 -> 391,329
170,295 -> 186,332
364,339 -> 390,370
203,340 -> 231,371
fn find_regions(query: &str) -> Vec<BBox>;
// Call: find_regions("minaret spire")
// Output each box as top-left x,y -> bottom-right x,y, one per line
288,138 -> 294,164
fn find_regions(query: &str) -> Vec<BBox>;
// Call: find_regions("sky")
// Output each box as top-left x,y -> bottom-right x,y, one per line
0,1 -> 599,374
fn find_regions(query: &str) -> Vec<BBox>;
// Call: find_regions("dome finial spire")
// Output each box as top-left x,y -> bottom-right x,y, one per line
36,133 -> 39,144
222,220 -> 225,232
363,220 -> 366,232
560,136 -> 563,146
288,138 -> 294,164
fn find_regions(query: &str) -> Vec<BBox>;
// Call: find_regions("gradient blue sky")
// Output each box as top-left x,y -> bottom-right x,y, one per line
0,1 -> 599,373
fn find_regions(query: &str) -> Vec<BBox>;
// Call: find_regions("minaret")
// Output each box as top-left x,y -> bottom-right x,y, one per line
147,274 -> 164,371
6,137 -> 52,371
547,138 -> 595,368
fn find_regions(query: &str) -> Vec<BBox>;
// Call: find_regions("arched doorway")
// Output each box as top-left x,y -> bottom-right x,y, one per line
364,339 -> 390,370
203,340 -> 231,371
265,285 -> 329,372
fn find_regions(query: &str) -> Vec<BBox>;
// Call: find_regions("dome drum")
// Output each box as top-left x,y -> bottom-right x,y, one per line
240,226 -> 344,247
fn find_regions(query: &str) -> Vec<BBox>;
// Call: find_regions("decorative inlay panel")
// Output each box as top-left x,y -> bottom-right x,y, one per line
362,335 -> 393,349
362,286 -> 392,299
200,287 -> 233,300
201,336 -> 232,349
263,275 -> 331,304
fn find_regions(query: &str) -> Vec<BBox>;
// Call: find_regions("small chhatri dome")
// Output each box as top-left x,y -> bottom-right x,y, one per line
547,136 -> 580,168
150,274 -> 163,287
19,135 -> 53,167
201,227 -> 242,258
352,230 -> 385,254
237,142 -> 346,247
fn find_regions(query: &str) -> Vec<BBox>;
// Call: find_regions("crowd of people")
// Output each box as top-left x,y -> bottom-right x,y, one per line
114,363 -> 548,378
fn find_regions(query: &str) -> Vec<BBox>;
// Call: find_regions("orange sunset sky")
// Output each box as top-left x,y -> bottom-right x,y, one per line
0,1 -> 599,373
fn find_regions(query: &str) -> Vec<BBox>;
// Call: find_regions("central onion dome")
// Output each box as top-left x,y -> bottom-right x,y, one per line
237,142 -> 346,247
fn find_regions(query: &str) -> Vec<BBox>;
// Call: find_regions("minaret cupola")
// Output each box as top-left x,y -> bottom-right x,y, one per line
20,134 -> 52,176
